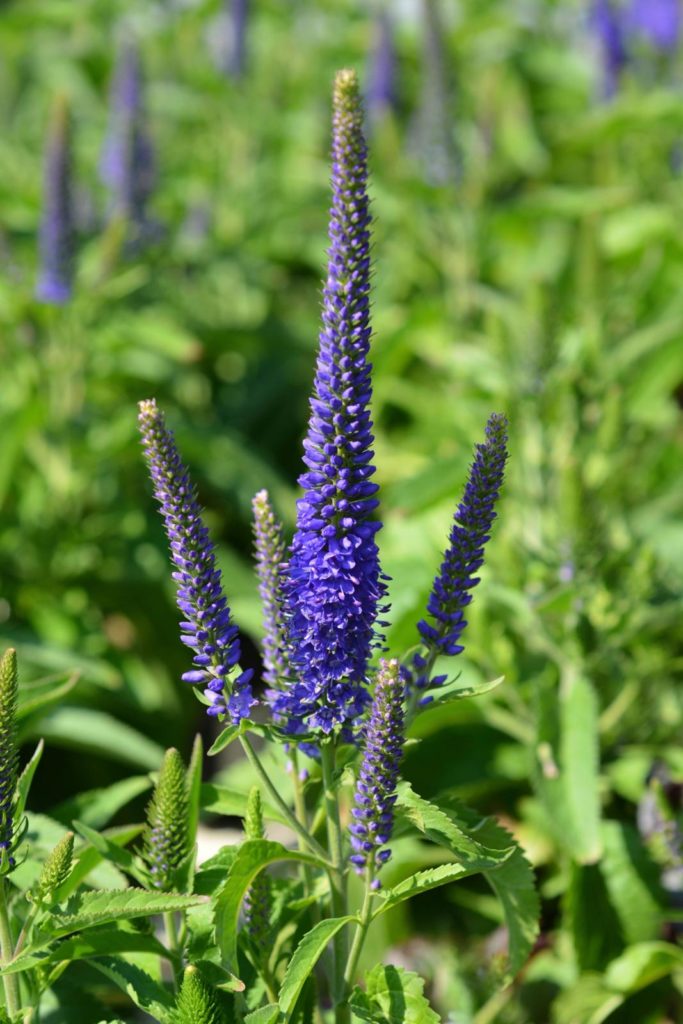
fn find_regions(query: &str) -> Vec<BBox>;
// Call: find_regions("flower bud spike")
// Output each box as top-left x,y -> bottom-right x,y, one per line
243,787 -> 271,959
349,659 -> 404,879
0,649 -> 19,872
410,414 -> 508,696
138,400 -> 254,722
175,965 -> 224,1024
277,69 -> 387,738
252,490 -> 289,687
33,832 -> 74,904
143,748 -> 190,891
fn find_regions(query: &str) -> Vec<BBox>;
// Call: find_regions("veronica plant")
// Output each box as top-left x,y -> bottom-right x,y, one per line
0,69 -> 537,1024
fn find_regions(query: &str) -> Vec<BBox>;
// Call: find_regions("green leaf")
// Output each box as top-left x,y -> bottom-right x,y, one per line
374,863 -> 475,916
53,776 -> 152,830
395,783 -> 514,866
201,783 -> 288,825
604,941 -> 683,993
58,824 -> 144,899
349,964 -> 441,1023
14,739 -> 44,821
208,725 -> 242,756
213,839 -> 323,972
31,707 -> 164,770
427,675 -> 505,709
17,671 -> 79,722
47,888 -> 206,937
72,820 -> 148,886
245,1005 -> 280,1024
187,733 -> 204,849
0,927 -> 170,975
599,821 -> 663,944
534,672 -> 602,863
89,955 -> 175,1023
279,917 -> 353,1019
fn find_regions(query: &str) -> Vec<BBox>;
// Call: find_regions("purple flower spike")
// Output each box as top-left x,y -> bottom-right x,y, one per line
366,11 -> 397,121
226,0 -> 249,78
101,39 -> 155,235
252,490 -> 289,686
138,400 -> 254,723
591,0 -> 629,99
36,96 -> 74,305
627,0 -> 681,52
411,414 -> 508,693
349,658 -> 404,876
275,69 -> 387,738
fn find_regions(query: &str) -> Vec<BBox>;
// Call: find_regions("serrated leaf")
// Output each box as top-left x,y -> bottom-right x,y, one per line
213,839 -> 324,972
395,783 -> 513,866
374,863 -> 474,916
0,927 -> 170,975
279,917 -> 353,1019
48,888 -> 206,936
245,1004 -> 280,1024
349,964 -> 441,1023
89,955 -> 175,1022
58,824 -> 144,899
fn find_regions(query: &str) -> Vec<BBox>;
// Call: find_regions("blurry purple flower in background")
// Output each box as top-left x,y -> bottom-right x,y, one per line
410,0 -> 458,185
366,11 -> 397,122
210,0 -> 249,80
590,0 -> 629,98
627,0 -> 681,52
36,95 -> 75,305
100,38 -> 156,237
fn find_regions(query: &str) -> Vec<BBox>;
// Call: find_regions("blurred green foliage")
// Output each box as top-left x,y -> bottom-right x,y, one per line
1,0 -> 683,1020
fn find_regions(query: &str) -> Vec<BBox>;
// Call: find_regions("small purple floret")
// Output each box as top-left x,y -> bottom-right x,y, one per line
138,399 -> 254,723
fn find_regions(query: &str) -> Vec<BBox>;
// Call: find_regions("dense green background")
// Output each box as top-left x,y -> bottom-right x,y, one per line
1,0 -> 682,1020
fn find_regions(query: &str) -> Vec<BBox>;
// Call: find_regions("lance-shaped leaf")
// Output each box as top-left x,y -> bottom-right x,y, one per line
279,916 -> 354,1019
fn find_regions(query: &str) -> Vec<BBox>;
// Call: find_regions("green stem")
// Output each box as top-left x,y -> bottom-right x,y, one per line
344,872 -> 374,989
0,879 -> 20,1016
163,911 -> 181,990
240,736 -> 330,863
320,742 -> 349,1023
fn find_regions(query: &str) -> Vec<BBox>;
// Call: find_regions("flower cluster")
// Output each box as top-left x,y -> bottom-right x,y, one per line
252,490 -> 289,687
349,659 -> 404,877
143,748 -> 190,891
411,413 -> 508,697
273,69 -> 387,737
138,399 -> 253,722
36,96 -> 74,305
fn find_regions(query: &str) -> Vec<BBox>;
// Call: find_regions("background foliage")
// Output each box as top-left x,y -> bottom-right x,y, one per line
1,0 -> 682,1020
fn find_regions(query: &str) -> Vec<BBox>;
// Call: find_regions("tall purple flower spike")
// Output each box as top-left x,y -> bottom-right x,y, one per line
100,39 -> 155,233
138,400 -> 254,723
411,413 -> 508,700
591,0 -> 629,99
349,658 -> 404,879
36,95 -> 74,305
275,69 -> 387,737
252,490 -> 289,687
627,0 -> 681,52
366,11 -> 397,121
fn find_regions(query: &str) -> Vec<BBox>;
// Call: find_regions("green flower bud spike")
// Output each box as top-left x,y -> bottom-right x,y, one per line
143,748 -> 190,891
175,965 -> 224,1024
243,786 -> 271,959
0,649 -> 19,874
33,831 -> 74,904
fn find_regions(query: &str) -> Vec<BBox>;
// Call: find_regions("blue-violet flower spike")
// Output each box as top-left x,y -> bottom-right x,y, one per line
100,39 -> 155,234
138,399 -> 254,722
591,0 -> 629,99
349,658 -> 404,878
627,0 -> 681,53
366,11 -> 397,121
412,413 -> 508,694
277,69 -> 387,737
36,95 -> 74,305
252,490 -> 289,686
